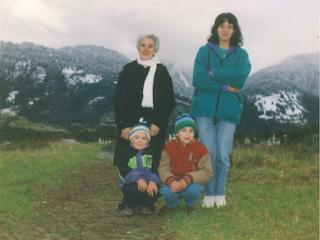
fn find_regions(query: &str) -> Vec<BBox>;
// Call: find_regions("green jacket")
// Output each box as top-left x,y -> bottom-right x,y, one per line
190,43 -> 251,124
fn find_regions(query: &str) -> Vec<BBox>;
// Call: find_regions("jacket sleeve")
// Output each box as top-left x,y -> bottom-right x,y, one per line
193,46 -> 224,93
213,49 -> 251,89
152,66 -> 176,130
184,152 -> 213,185
147,173 -> 161,185
113,66 -> 134,131
158,150 -> 177,186
117,148 -> 142,184
148,151 -> 161,184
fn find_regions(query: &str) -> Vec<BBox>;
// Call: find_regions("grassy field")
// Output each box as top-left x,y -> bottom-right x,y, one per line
0,141 -> 318,239
166,144 -> 319,239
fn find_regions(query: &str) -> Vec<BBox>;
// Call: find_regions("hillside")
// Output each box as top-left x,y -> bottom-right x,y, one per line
0,41 -> 318,136
238,51 -> 319,135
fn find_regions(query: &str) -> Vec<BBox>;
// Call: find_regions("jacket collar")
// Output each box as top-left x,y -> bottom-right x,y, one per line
207,42 -> 236,57
130,143 -> 150,151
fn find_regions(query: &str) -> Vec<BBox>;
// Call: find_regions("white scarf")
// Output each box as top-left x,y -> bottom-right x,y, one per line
137,57 -> 161,108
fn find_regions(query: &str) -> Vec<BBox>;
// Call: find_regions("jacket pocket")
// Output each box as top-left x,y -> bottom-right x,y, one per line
217,92 -> 243,122
191,90 -> 217,117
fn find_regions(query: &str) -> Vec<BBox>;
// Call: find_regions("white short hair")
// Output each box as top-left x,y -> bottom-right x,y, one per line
136,33 -> 160,52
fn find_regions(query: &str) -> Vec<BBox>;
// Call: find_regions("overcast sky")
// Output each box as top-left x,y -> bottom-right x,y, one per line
1,0 -> 319,74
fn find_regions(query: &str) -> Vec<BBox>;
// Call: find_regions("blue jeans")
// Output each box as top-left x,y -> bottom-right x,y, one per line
196,117 -> 236,196
159,183 -> 204,208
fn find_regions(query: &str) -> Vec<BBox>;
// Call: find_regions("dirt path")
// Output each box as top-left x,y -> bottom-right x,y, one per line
31,147 -> 174,240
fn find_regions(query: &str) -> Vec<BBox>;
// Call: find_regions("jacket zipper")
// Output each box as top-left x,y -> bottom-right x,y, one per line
212,48 -> 242,124
212,53 -> 224,125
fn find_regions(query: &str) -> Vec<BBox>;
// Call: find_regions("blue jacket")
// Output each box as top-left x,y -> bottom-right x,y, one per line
117,143 -> 161,190
190,43 -> 251,124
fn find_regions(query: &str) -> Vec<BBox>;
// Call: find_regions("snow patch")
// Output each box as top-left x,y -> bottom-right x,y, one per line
62,67 -> 102,85
175,98 -> 191,106
178,70 -> 190,88
31,66 -> 47,83
249,91 -> 308,125
6,91 -> 19,103
88,96 -> 105,105
0,108 -> 16,116
13,60 -> 31,78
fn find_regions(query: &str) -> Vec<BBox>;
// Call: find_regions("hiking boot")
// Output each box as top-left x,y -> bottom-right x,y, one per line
202,196 -> 215,208
158,205 -> 171,216
186,205 -> 196,214
138,206 -> 152,215
124,205 -> 134,216
214,195 -> 226,208
118,201 -> 125,210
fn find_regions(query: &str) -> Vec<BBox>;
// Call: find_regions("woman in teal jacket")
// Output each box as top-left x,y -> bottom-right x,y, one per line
190,12 -> 251,208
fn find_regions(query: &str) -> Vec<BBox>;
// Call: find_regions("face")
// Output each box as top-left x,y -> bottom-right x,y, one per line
176,127 -> 195,146
217,20 -> 235,45
138,37 -> 157,61
131,132 -> 149,150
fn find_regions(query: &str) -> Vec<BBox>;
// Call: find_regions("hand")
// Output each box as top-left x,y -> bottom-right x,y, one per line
179,179 -> 188,190
121,127 -> 131,141
170,181 -> 182,193
208,71 -> 212,76
227,85 -> 240,93
137,179 -> 148,192
147,181 -> 158,197
150,124 -> 160,137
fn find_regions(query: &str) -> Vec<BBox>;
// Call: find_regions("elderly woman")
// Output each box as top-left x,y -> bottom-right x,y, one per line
113,33 -> 175,174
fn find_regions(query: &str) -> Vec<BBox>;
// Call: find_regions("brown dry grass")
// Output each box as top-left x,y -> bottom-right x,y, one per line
23,150 -> 174,240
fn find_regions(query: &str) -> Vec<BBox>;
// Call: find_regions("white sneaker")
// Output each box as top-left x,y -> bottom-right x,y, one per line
202,196 -> 215,208
214,195 -> 226,208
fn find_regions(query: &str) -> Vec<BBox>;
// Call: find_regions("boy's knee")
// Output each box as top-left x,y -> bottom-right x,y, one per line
187,183 -> 204,196
160,185 -> 175,198
122,182 -> 139,194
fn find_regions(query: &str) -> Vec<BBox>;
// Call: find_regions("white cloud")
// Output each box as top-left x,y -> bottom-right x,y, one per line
1,0 -> 319,73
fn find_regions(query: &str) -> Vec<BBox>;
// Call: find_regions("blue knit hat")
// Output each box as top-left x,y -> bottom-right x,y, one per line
174,111 -> 196,134
130,118 -> 151,143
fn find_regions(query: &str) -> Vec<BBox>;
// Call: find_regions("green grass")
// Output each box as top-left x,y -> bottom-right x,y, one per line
165,144 -> 319,240
0,142 -> 99,227
0,113 -> 67,133
0,142 -> 318,239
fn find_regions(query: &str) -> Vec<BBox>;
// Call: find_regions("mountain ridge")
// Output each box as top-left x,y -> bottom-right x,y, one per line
0,41 -> 318,136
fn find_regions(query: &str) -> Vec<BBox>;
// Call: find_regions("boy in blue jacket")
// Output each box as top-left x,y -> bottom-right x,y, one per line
117,119 -> 161,216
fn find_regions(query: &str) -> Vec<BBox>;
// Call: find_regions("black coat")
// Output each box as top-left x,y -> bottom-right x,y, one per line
113,60 -> 175,134
113,60 -> 175,166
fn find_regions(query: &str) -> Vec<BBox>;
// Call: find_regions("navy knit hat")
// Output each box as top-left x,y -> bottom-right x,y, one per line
130,118 -> 151,143
174,111 -> 196,134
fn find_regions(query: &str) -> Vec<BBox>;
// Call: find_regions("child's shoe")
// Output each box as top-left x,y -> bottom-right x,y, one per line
202,196 -> 215,208
150,204 -> 156,212
124,205 -> 134,216
214,195 -> 226,208
138,206 -> 152,215
158,205 -> 171,216
186,205 -> 196,214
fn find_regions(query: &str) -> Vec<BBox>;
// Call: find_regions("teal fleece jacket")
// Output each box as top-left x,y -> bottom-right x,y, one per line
190,43 -> 251,124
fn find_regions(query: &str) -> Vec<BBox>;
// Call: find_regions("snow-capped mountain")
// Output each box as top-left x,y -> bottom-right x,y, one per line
0,41 -> 131,127
167,64 -> 193,99
249,91 -> 308,124
0,41 -> 318,135
238,51 -> 319,134
0,41 -> 192,129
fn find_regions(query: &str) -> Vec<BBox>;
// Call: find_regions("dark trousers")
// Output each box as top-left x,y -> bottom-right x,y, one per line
122,182 -> 161,208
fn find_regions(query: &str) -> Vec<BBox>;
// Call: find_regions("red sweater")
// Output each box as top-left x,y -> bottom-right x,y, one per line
158,138 -> 213,187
